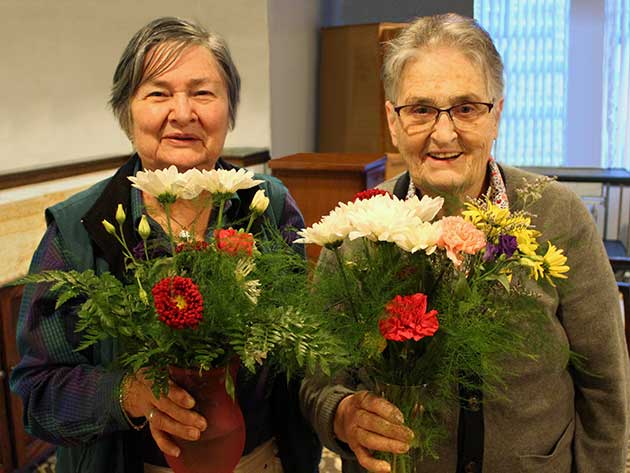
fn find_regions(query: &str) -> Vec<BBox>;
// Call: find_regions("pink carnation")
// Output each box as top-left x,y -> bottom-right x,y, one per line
437,216 -> 486,267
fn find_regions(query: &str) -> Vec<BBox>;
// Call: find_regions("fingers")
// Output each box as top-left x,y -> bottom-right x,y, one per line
121,370 -> 207,444
150,420 -> 181,458
148,407 -> 202,442
152,395 -> 207,434
334,391 -> 414,472
352,443 -> 392,473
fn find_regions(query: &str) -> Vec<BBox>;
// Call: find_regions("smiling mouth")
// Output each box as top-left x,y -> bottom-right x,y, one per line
164,135 -> 199,142
427,152 -> 463,161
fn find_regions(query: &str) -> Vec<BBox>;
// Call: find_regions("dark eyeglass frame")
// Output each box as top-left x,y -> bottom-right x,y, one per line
393,101 -> 495,124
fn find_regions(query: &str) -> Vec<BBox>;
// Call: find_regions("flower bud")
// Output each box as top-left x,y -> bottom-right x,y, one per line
250,189 -> 269,215
115,204 -> 126,225
102,219 -> 116,235
138,215 -> 151,240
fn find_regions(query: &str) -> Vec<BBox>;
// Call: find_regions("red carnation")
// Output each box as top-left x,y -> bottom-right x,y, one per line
378,293 -> 439,342
152,276 -> 204,329
353,189 -> 391,202
175,240 -> 210,253
214,228 -> 255,256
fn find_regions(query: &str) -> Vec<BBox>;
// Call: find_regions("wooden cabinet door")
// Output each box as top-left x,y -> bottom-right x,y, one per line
0,285 -> 54,470
0,287 -> 16,473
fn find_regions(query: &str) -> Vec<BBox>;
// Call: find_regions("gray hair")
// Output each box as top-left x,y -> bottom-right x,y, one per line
110,17 -> 241,137
382,13 -> 504,103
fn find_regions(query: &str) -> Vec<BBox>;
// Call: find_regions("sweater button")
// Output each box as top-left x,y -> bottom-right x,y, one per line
467,395 -> 480,411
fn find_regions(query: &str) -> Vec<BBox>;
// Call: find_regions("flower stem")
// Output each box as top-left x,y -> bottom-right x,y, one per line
163,203 -> 177,255
245,214 -> 256,233
333,248 -> 359,321
216,199 -> 226,229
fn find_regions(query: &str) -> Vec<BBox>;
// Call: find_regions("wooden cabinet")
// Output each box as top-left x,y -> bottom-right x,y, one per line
269,153 -> 386,260
318,23 -> 406,154
0,285 -> 53,472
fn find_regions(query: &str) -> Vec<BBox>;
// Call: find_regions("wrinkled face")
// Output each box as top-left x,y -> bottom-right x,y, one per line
386,46 -> 503,201
130,44 -> 230,172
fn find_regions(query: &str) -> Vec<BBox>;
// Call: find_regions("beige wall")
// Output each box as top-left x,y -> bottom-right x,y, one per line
0,0 -> 272,173
268,0 -> 320,158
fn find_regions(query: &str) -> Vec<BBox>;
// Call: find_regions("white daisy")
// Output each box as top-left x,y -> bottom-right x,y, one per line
294,205 -> 353,247
404,194 -> 444,222
197,168 -> 264,195
128,166 -> 203,200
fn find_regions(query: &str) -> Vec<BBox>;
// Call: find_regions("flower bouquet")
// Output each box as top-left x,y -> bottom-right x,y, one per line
19,166 -> 337,473
296,183 -> 569,471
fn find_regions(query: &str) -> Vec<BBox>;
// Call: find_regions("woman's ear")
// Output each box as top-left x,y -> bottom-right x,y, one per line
385,100 -> 399,148
491,97 -> 505,140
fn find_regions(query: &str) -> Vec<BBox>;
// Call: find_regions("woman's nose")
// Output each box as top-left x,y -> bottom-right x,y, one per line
169,94 -> 196,123
430,112 -> 458,143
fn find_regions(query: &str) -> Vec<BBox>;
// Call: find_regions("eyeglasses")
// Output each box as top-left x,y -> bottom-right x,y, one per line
393,101 -> 494,131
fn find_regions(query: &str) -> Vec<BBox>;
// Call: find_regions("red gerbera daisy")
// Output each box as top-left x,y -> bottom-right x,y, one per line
378,293 -> 439,342
152,276 -> 204,329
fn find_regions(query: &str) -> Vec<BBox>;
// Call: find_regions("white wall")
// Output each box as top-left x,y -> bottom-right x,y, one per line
268,0 -> 320,158
0,0 -> 271,174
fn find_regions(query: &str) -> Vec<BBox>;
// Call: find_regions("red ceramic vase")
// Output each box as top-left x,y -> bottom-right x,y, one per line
165,360 -> 245,473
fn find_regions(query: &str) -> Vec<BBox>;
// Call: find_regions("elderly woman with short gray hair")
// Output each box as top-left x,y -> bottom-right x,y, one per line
11,16 -> 319,473
301,13 -> 629,473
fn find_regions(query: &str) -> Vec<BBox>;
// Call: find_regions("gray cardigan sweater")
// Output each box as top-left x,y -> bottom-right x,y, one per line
300,164 -> 630,473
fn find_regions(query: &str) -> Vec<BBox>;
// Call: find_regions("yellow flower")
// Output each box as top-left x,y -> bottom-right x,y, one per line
542,241 -> 570,284
138,215 -> 151,240
116,204 -> 126,225
102,219 -> 116,235
519,254 -> 545,281
520,242 -> 569,287
513,227 -> 540,255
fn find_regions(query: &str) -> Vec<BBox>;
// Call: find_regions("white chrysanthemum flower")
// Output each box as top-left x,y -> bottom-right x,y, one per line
394,221 -> 442,254
346,194 -> 420,244
404,194 -> 444,222
197,168 -> 264,195
128,166 -> 203,200
294,205 -> 353,247
234,259 -> 260,304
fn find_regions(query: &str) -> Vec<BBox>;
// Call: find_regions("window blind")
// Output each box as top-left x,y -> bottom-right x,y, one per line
474,0 -> 571,166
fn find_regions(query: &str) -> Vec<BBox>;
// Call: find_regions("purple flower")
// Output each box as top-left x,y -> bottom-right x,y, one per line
483,242 -> 499,262
132,241 -> 170,260
497,234 -> 518,258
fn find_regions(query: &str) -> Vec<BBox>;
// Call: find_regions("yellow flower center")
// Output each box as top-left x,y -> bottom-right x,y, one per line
173,295 -> 188,310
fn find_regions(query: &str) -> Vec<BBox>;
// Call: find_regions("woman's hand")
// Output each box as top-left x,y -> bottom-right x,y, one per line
122,371 -> 207,457
333,391 -> 414,473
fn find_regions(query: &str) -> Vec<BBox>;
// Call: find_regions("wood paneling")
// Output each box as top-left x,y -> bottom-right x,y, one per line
269,153 -> 386,260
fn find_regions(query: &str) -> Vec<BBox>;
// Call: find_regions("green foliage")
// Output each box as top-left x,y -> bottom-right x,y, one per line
18,219 -> 340,397
309,239 -> 559,459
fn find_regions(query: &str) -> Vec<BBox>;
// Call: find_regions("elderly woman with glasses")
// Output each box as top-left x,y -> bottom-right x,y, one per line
10,17 -> 320,473
301,13 -> 629,473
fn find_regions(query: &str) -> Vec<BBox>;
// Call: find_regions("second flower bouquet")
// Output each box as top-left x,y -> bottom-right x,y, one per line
296,184 -> 570,466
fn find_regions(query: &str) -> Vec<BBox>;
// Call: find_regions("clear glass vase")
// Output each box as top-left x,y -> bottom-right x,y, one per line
374,381 -> 427,473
